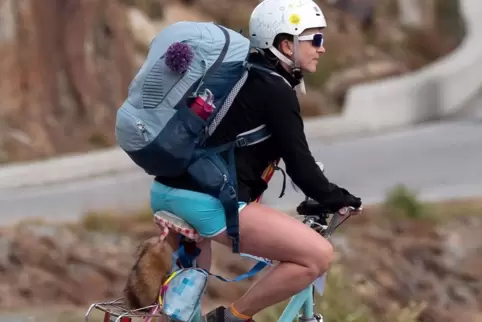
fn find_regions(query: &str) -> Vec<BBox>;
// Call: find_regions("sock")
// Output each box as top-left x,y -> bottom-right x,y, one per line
224,304 -> 252,322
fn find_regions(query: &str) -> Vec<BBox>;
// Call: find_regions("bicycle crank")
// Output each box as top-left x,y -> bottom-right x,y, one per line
299,313 -> 324,322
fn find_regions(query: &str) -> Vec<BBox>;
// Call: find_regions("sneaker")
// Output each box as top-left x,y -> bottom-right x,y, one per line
204,306 -> 255,322
204,307 -> 225,322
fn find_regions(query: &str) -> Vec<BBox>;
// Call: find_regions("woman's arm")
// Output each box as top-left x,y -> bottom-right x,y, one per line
263,87 -> 361,211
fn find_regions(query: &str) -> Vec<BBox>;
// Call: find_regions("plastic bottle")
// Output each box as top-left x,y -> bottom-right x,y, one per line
190,89 -> 216,120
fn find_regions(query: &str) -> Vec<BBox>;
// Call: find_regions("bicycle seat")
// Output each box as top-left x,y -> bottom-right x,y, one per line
153,210 -> 203,242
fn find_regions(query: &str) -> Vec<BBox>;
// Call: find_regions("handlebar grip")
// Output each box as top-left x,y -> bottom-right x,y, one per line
296,199 -> 330,217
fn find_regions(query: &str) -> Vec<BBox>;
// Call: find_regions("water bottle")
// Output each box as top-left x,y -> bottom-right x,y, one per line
190,89 -> 216,120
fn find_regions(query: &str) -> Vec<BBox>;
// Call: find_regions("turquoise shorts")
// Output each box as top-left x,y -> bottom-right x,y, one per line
150,180 -> 247,238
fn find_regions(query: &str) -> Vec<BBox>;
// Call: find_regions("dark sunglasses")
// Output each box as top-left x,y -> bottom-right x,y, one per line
298,33 -> 324,48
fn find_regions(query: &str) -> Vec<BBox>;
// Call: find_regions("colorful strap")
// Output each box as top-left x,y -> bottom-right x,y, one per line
255,158 -> 280,203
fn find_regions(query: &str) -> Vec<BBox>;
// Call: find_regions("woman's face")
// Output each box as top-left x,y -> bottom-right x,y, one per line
281,27 -> 326,73
297,28 -> 326,73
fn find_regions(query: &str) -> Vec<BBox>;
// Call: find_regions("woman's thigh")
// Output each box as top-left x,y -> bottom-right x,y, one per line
211,202 -> 333,269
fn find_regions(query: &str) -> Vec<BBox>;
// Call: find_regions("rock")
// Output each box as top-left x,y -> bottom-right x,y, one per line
0,223 -> 137,309
126,7 -> 160,50
0,0 -> 136,162
0,236 -> 10,270
397,0 -> 436,29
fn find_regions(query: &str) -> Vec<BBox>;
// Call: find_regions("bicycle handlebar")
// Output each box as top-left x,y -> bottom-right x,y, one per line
296,196 -> 360,238
292,161 -> 360,237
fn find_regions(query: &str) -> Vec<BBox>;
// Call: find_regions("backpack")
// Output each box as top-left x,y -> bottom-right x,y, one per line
115,21 -> 283,253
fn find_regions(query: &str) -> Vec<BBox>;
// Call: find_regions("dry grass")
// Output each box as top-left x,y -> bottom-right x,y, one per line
6,194 -> 481,321
254,264 -> 424,322
0,265 -> 421,322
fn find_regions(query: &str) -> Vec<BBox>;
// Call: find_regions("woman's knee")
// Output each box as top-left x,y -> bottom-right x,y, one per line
307,237 -> 334,276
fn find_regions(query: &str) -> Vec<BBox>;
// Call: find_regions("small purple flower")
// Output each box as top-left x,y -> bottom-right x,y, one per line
165,42 -> 194,73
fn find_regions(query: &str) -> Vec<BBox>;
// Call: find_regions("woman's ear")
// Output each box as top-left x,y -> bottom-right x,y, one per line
279,39 -> 294,57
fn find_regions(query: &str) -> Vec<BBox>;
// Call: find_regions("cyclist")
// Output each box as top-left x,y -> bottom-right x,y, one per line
150,0 -> 362,321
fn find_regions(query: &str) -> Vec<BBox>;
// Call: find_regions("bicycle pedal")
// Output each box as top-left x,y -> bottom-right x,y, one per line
299,313 -> 323,322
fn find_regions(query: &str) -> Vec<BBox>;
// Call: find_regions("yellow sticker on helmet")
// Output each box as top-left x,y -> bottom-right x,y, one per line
289,13 -> 301,25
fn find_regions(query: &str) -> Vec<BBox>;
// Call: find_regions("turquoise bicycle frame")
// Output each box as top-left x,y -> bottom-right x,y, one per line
279,284 -> 316,322
192,283 -> 320,322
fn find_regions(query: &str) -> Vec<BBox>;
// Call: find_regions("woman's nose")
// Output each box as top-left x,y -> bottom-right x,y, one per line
317,45 -> 326,54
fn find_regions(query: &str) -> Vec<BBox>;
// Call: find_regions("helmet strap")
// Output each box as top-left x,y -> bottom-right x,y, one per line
267,36 -> 306,95
292,36 -> 306,95
268,46 -> 294,68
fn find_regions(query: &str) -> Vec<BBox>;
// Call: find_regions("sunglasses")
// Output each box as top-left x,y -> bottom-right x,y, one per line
298,33 -> 324,48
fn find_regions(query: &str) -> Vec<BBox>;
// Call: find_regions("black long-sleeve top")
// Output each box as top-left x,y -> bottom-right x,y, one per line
155,51 -> 349,210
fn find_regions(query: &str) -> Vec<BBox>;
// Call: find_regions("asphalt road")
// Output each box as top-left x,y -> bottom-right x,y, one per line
1,118 -> 481,226
263,118 -> 482,208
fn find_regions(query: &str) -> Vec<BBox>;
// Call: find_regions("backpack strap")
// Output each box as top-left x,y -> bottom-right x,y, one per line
219,124 -> 270,253
199,64 -> 278,254
208,70 -> 250,136
235,124 -> 271,147
246,63 -> 292,88
207,62 -> 290,138
173,242 -> 273,282
204,260 -> 269,282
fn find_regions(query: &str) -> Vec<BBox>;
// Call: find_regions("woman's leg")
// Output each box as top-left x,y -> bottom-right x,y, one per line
196,239 -> 212,317
196,239 -> 212,270
151,181 -> 333,317
210,202 -> 334,317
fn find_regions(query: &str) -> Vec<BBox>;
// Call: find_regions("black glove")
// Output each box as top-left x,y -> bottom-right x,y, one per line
322,184 -> 362,213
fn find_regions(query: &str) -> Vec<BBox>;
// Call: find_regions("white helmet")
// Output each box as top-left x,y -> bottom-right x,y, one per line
249,0 -> 327,49
248,0 -> 327,94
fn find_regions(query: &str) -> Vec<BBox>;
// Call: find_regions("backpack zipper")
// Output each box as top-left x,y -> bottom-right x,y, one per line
120,106 -> 149,143
136,121 -> 149,142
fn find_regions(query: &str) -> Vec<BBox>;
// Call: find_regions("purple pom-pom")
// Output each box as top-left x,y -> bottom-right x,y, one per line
165,42 -> 194,73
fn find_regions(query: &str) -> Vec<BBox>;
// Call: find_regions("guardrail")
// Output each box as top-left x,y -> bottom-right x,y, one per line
1,0 -> 481,189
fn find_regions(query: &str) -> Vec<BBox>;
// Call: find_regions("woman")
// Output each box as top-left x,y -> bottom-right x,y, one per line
151,0 -> 362,321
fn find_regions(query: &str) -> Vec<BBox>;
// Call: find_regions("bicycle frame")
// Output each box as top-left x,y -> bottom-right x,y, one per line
278,284 -> 318,322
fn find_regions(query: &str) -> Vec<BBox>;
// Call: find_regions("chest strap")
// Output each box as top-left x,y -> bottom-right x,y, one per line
235,124 -> 271,148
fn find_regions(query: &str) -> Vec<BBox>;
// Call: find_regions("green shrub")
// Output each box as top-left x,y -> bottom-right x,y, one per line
383,184 -> 427,219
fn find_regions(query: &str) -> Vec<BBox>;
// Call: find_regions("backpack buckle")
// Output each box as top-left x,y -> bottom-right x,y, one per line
235,137 -> 248,147
228,234 -> 240,253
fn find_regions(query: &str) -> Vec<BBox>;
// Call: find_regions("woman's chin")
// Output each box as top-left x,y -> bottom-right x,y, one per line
303,65 -> 317,73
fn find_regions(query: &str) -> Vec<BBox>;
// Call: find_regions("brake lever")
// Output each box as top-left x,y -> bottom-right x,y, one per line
322,206 -> 358,238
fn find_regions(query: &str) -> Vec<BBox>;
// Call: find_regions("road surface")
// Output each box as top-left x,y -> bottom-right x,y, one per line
1,117 -> 481,226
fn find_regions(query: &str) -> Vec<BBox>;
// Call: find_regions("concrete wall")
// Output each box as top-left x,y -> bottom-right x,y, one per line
305,0 -> 482,138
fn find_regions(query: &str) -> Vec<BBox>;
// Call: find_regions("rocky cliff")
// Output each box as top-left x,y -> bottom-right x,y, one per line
0,0 -> 463,164
0,0 -> 136,163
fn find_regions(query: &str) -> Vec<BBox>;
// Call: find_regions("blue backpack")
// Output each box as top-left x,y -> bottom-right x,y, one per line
115,21 -> 284,253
